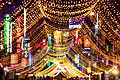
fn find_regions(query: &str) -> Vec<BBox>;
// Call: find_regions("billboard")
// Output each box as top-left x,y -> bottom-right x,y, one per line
11,54 -> 18,65
21,58 -> 28,67
54,30 -> 62,45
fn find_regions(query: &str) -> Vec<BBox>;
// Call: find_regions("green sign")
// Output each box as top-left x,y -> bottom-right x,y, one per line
4,14 -> 11,50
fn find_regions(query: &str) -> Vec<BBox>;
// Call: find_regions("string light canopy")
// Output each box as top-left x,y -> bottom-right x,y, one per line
0,0 -> 120,79
36,0 -> 100,28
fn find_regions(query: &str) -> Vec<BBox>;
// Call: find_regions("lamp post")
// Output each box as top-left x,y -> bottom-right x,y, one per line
99,73 -> 101,80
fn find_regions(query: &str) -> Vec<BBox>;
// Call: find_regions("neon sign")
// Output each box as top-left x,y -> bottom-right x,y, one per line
4,14 -> 12,53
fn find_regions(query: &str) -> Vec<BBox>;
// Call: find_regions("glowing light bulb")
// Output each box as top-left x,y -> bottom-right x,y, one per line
112,69 -> 119,75
87,67 -> 91,73
4,67 -> 9,72
42,39 -> 46,43
0,63 -> 3,67
90,11 -> 95,16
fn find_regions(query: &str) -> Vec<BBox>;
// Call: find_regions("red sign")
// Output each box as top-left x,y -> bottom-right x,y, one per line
84,35 -> 90,48
34,43 -> 41,49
